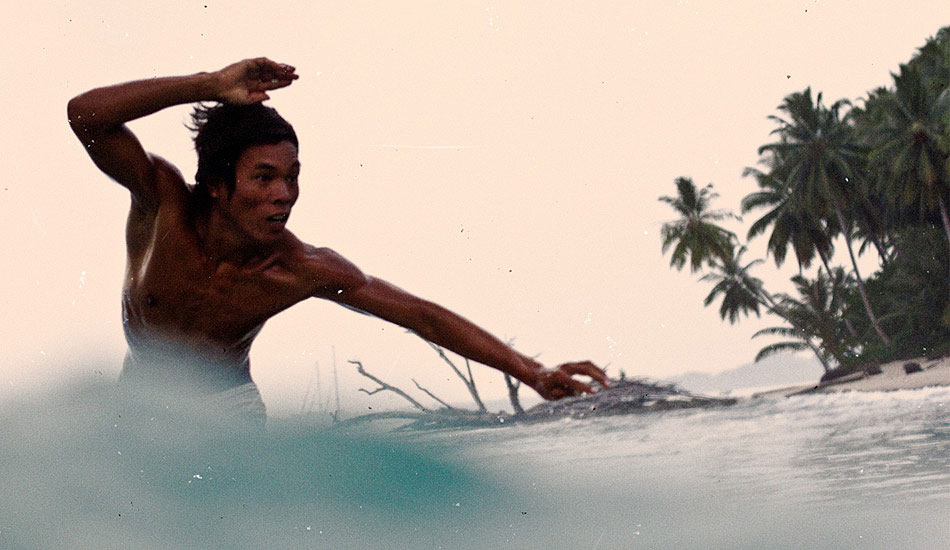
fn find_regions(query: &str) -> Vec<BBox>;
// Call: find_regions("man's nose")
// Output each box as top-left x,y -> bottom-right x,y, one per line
272,180 -> 294,204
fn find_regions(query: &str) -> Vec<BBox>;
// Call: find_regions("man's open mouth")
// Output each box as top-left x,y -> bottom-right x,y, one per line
266,213 -> 289,223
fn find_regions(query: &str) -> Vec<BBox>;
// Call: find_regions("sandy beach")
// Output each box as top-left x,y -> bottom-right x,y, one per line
753,355 -> 950,398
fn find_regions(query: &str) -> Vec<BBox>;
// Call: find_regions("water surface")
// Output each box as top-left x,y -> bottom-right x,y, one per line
1,380 -> 946,549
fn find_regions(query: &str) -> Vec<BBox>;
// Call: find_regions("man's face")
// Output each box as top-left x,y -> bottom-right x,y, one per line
212,140 -> 300,245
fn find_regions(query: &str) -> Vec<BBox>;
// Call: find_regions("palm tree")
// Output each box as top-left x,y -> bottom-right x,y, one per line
911,27 -> 950,90
753,269 -> 854,371
752,326 -> 814,364
789,270 -> 853,365
868,63 -> 950,295
823,265 -> 860,340
741,154 -> 834,272
852,86 -> 915,266
700,245 -> 834,371
760,88 -> 891,346
659,177 -> 739,272
655,179 -> 820,363
699,245 -> 763,323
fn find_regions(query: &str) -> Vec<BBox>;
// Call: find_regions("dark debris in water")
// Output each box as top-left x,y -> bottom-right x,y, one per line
525,378 -> 736,420
342,378 -> 737,431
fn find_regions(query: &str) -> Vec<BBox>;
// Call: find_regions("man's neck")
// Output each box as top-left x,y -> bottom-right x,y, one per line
194,209 -> 274,268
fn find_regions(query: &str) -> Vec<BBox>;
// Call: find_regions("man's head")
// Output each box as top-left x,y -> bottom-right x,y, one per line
189,103 -> 299,210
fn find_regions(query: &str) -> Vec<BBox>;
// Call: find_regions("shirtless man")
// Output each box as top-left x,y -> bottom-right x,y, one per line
68,57 -> 608,424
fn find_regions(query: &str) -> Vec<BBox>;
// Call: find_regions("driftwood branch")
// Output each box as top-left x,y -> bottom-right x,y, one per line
465,358 -> 475,386
421,339 -> 488,413
413,379 -> 456,410
504,373 -> 525,415
500,338 -> 532,415
350,360 -> 428,412
423,340 -> 466,380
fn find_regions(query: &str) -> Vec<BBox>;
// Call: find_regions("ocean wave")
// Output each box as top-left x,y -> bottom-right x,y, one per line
0,378 -> 513,549
2,373 -> 947,549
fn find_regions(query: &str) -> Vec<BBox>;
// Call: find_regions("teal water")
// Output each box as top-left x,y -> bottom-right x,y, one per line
1,379 -> 947,549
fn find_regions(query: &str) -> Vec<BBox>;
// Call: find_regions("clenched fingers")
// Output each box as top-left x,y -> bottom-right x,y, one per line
565,377 -> 595,396
561,361 -> 610,388
248,58 -> 298,85
549,369 -> 596,398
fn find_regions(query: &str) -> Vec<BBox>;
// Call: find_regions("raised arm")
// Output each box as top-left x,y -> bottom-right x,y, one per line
309,249 -> 608,400
67,58 -> 298,210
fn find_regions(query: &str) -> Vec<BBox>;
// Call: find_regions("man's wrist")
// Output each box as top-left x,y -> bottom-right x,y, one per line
191,71 -> 225,103
516,356 -> 545,388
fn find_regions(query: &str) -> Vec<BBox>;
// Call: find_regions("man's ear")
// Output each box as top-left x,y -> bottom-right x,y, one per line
208,179 -> 225,200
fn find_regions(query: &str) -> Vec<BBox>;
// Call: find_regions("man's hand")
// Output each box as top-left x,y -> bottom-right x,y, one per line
214,58 -> 298,105
531,361 -> 610,400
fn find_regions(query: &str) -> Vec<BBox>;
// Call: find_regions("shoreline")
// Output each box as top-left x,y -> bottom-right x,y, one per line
752,355 -> 950,398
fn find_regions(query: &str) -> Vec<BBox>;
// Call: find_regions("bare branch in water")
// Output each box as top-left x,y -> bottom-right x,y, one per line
504,373 -> 525,415
412,379 -> 456,410
349,360 -> 428,412
465,358 -> 475,385
421,340 -> 488,413
504,338 -> 527,415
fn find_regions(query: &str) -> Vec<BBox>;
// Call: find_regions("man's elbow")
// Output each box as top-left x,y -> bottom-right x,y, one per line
66,95 -> 91,137
67,93 -> 108,139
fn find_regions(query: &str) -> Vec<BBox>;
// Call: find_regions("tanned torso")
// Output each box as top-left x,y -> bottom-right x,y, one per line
121,158 -> 355,368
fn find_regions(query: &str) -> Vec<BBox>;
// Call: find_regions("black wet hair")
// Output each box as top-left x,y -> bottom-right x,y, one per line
188,103 -> 298,210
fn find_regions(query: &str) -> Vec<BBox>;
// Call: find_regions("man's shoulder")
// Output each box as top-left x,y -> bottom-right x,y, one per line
151,154 -> 193,200
279,234 -> 339,264
149,153 -> 184,179
279,236 -> 367,295
128,153 -> 191,216
124,155 -> 193,252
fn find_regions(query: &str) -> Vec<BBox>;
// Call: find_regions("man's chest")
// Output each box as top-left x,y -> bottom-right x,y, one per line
128,234 -> 309,342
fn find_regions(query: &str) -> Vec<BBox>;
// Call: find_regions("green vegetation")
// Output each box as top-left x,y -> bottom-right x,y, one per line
660,27 -> 950,381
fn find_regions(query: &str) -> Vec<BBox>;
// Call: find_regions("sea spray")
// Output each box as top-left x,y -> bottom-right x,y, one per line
0,378 -> 515,549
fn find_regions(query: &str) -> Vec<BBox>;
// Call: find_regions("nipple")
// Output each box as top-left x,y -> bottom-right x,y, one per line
146,293 -> 158,307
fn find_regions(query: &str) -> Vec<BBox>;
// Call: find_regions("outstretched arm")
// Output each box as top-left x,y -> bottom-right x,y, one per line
311,251 -> 608,400
67,58 -> 298,210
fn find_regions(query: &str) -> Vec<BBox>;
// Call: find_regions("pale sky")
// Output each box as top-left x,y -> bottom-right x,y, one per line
2,1 -> 947,415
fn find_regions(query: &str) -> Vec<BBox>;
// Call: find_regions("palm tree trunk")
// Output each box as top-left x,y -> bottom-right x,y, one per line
818,250 -> 834,278
938,194 -> 950,304
832,200 -> 891,346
